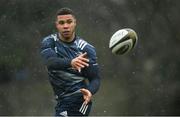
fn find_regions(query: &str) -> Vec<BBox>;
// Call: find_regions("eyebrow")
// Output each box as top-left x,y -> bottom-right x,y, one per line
57,18 -> 73,21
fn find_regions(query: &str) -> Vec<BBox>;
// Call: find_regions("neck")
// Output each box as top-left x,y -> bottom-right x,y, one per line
59,33 -> 75,43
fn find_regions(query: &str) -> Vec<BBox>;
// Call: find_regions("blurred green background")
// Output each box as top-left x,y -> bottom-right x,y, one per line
0,0 -> 180,116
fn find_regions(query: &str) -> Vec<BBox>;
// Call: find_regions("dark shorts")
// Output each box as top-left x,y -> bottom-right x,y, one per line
55,93 -> 92,116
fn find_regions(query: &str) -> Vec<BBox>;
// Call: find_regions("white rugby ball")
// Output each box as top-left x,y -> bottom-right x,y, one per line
109,28 -> 138,55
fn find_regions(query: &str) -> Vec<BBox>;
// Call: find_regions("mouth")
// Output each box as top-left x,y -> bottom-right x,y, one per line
62,31 -> 70,35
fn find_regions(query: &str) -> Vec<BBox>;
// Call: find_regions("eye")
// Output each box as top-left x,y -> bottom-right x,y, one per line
67,20 -> 73,24
58,21 -> 65,25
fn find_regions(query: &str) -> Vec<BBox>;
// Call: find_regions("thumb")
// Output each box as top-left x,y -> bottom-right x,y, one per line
80,88 -> 87,95
80,88 -> 92,97
79,52 -> 87,57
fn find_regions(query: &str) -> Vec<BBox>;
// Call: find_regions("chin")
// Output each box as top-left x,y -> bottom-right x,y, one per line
62,34 -> 69,38
64,36 -> 71,39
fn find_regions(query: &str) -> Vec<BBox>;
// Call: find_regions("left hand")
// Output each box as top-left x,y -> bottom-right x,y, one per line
80,88 -> 92,104
71,52 -> 89,72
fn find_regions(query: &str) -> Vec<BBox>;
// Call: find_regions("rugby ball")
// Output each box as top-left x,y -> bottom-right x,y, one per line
109,28 -> 138,55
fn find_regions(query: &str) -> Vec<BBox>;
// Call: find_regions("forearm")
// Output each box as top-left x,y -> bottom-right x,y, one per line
83,64 -> 101,95
46,57 -> 71,69
87,76 -> 100,95
40,48 -> 72,70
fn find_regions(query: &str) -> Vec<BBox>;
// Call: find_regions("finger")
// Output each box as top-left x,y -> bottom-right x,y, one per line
73,66 -> 81,72
78,57 -> 89,63
80,89 -> 92,99
84,96 -> 89,102
79,52 -> 87,57
75,62 -> 85,68
83,96 -> 90,105
80,88 -> 90,95
76,59 -> 89,67
80,88 -> 90,94
80,88 -> 86,94
78,68 -> 81,72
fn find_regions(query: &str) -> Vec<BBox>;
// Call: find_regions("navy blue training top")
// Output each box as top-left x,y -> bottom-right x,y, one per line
40,33 -> 100,98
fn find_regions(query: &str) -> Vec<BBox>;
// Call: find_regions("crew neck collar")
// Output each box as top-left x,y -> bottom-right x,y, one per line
57,33 -> 76,44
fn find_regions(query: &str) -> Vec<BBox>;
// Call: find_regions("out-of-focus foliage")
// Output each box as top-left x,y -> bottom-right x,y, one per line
0,0 -> 180,116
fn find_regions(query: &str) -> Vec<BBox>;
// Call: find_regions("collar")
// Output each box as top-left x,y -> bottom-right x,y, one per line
57,33 -> 77,44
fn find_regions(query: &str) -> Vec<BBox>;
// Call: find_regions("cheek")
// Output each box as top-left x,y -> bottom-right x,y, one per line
71,24 -> 76,30
56,25 -> 63,31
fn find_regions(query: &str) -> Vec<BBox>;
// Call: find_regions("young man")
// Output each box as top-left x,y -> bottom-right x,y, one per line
40,8 -> 101,116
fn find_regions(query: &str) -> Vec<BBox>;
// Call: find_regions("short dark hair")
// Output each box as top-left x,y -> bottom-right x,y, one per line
56,7 -> 75,18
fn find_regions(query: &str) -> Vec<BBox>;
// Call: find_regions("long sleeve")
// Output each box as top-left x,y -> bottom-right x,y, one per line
82,44 -> 101,95
40,37 -> 71,70
84,64 -> 101,95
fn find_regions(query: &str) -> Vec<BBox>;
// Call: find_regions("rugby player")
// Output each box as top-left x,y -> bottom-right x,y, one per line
40,7 -> 101,116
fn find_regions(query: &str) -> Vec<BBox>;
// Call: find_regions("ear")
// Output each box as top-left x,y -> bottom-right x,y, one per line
55,20 -> 58,29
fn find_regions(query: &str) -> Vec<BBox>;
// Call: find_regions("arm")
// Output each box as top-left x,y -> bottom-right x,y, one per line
40,37 -> 71,70
84,63 -> 100,95
84,44 -> 101,95
80,64 -> 100,104
80,44 -> 101,103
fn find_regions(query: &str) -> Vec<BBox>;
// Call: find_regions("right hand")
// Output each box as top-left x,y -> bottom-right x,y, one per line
71,52 -> 89,72
80,88 -> 92,104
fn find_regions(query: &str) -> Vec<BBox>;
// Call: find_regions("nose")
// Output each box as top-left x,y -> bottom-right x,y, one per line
63,23 -> 69,29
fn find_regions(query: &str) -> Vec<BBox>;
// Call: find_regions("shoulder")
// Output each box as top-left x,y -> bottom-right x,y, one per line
76,37 -> 97,60
41,34 -> 57,47
41,34 -> 57,43
75,37 -> 96,51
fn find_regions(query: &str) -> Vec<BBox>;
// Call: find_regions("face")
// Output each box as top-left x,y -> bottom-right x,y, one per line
56,14 -> 76,41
